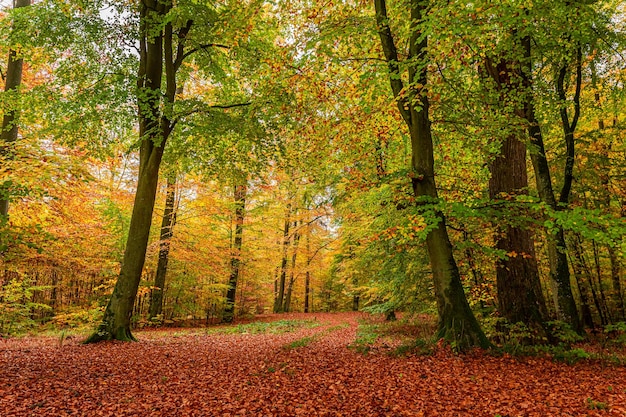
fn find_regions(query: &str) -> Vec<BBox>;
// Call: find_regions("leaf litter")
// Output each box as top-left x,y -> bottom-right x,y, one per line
1,312 -> 625,416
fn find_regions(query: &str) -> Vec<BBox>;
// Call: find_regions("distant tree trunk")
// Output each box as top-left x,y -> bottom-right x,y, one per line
273,204 -> 291,313
375,0 -> 489,349
283,220 -> 300,313
0,0 -> 30,217
149,174 -> 178,320
520,36 -> 581,333
86,1 -> 188,342
592,63 -> 625,321
570,234 -> 607,325
223,182 -> 247,323
304,223 -> 311,313
592,241 -> 612,323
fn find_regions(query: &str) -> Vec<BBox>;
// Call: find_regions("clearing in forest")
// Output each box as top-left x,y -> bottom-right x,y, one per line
1,312 -> 625,416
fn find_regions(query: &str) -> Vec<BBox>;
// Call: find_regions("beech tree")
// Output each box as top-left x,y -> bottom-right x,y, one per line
374,0 -> 489,349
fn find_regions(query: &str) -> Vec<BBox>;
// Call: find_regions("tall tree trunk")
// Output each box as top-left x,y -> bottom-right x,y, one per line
273,204 -> 291,313
304,222 -> 311,313
86,1 -> 186,342
374,0 -> 489,349
283,221 -> 300,313
520,36 -> 581,332
223,182 -> 247,323
149,174 -> 178,320
592,63 -> 625,321
482,49 -> 550,338
0,0 -> 30,217
570,234 -> 607,325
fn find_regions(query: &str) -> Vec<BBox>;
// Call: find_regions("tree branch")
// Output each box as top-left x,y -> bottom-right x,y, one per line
174,20 -> 193,71
182,43 -> 230,61
374,0 -> 411,126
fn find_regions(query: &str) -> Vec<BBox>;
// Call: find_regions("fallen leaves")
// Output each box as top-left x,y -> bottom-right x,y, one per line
1,312 -> 625,416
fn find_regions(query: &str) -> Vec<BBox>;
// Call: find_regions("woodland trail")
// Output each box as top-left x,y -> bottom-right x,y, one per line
1,312 -> 626,416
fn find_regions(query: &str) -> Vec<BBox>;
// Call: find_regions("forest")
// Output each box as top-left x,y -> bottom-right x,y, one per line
0,0 -> 626,415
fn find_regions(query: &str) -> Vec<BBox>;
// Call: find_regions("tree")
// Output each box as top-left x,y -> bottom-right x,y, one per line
482,54 -> 551,337
0,0 -> 31,217
223,181 -> 247,323
87,0 -> 181,342
149,173 -> 178,320
374,0 -> 489,349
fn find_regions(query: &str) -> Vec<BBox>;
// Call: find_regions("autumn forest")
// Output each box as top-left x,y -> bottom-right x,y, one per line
1,0 -> 626,415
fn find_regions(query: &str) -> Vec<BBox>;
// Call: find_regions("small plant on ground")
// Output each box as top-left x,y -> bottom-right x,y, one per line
604,322 -> 626,346
586,397 -> 608,410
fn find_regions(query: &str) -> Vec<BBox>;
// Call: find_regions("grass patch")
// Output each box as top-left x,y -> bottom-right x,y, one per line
349,314 -> 437,355
283,336 -> 316,350
207,319 -> 320,335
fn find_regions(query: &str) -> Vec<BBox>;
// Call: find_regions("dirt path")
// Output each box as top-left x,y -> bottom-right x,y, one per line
1,312 -> 625,416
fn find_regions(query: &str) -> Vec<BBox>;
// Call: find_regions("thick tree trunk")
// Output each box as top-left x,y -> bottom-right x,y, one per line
223,183 -> 247,323
488,129 -> 549,335
86,1 -> 178,342
273,205 -> 291,313
482,52 -> 550,338
375,0 -> 489,350
521,37 -> 581,333
149,174 -> 177,320
0,0 -> 30,217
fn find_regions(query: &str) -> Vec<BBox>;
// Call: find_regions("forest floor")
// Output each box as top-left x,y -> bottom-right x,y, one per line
1,312 -> 626,416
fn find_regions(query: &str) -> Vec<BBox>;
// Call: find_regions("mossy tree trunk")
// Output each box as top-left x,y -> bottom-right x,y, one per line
374,0 -> 489,350
0,0 -> 30,217
86,1 -> 189,342
520,36 -> 581,333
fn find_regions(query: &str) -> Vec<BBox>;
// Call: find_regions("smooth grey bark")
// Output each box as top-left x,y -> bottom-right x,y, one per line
86,1 -> 189,342
0,0 -> 30,217
148,174 -> 178,320
374,0 -> 489,349
223,183 -> 247,323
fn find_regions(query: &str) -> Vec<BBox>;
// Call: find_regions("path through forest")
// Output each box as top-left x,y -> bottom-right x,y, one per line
1,312 -> 625,416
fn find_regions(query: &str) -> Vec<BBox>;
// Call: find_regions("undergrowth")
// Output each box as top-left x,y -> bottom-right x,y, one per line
350,314 -> 437,356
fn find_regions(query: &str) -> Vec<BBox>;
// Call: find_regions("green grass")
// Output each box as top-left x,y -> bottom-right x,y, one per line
283,336 -> 316,350
349,316 -> 437,356
207,319 -> 320,335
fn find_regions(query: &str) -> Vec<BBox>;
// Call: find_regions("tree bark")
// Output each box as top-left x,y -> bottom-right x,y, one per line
374,0 -> 489,350
0,0 -> 30,217
482,54 -> 550,338
520,36 -> 581,333
149,174 -> 178,320
273,204 -> 291,313
223,182 -> 247,323
86,1 -> 184,342
304,222 -> 311,313
283,221 -> 300,313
